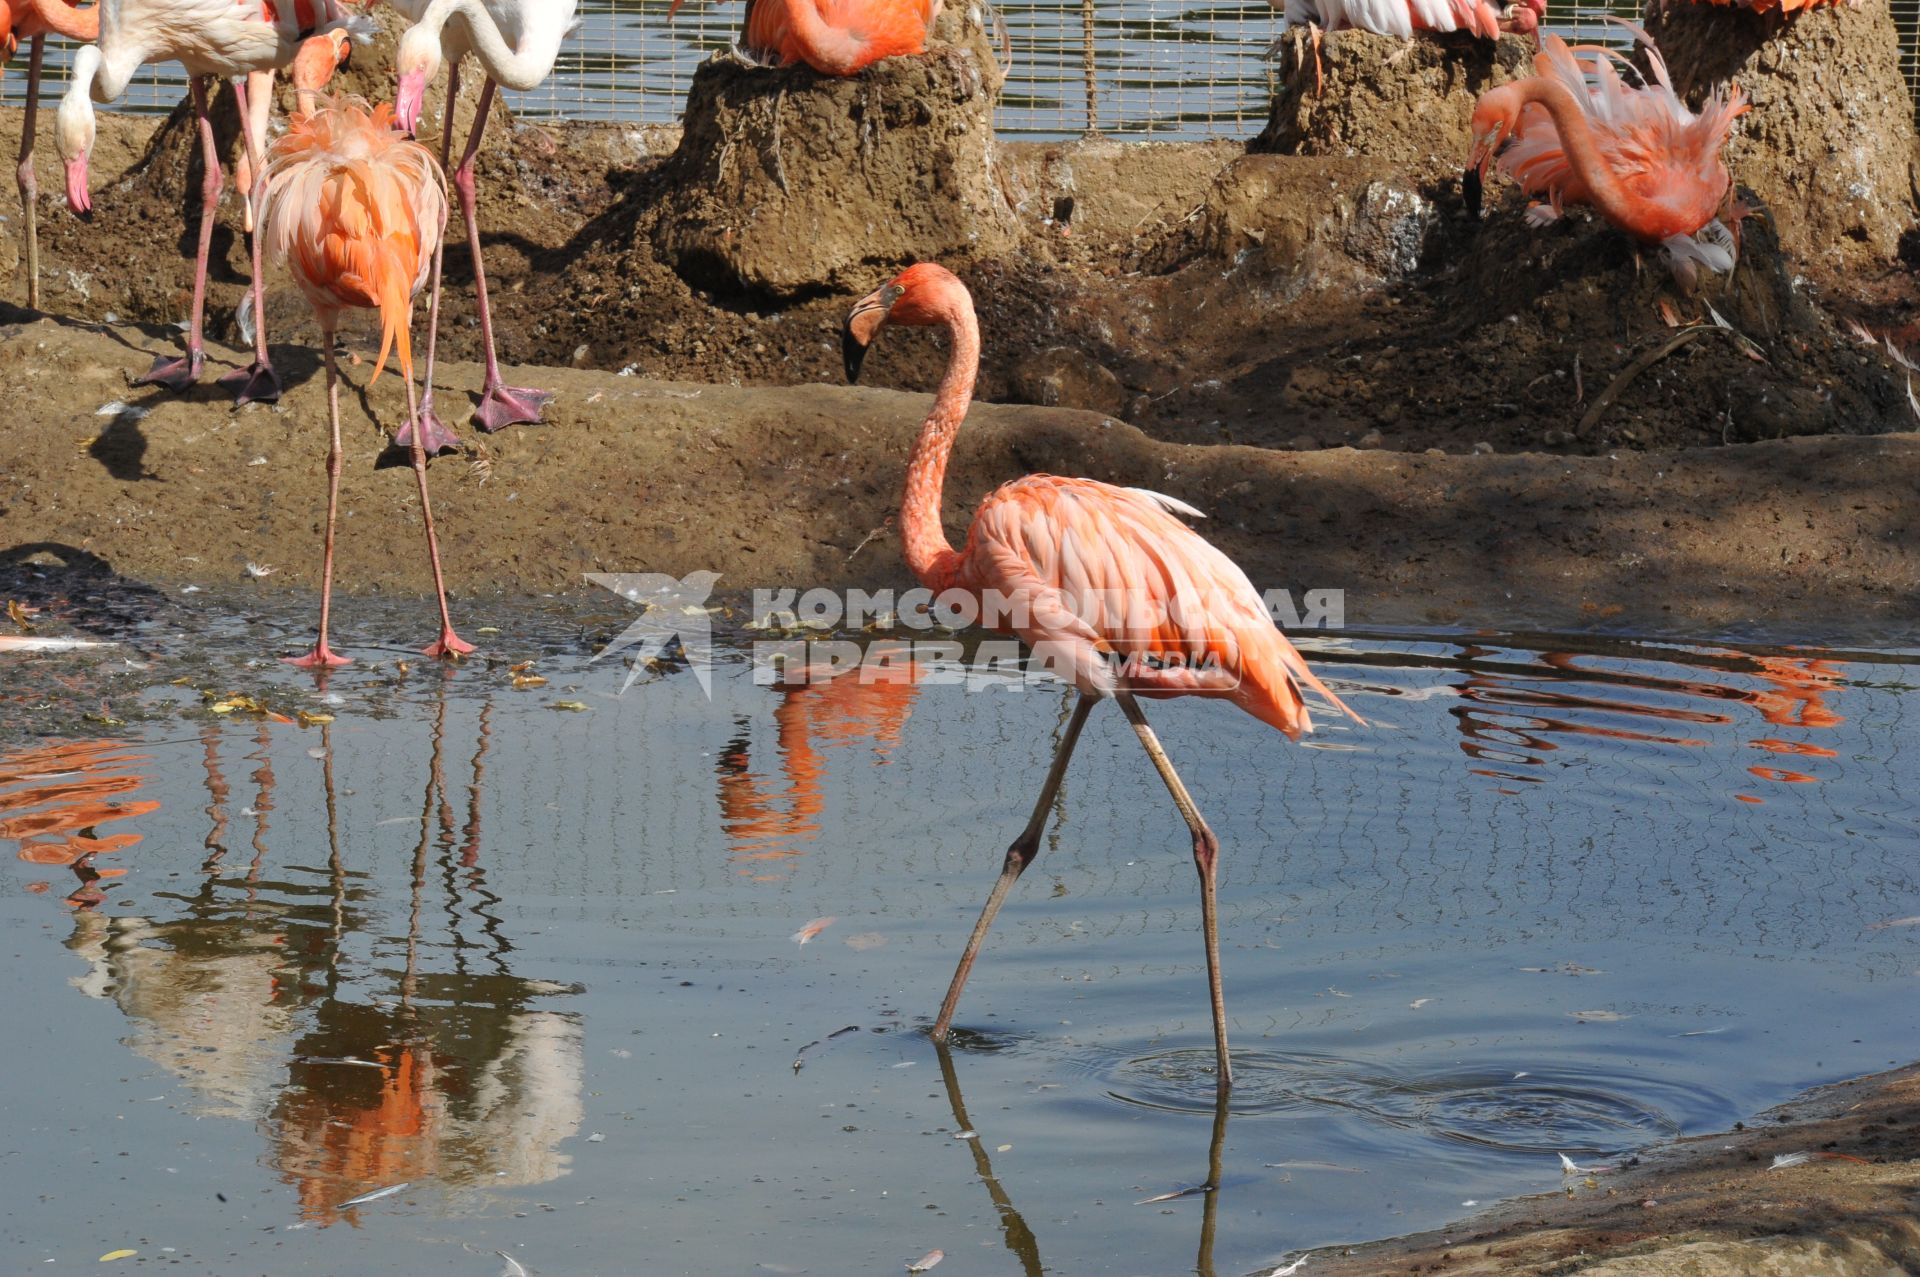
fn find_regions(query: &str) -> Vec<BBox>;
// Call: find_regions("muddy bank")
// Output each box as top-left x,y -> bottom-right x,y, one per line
6,58 -> 1916,464
1314,1061 -> 1920,1276
0,313 -> 1915,640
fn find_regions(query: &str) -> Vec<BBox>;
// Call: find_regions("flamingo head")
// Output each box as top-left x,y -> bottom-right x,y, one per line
55,83 -> 94,216
292,29 -> 354,98
1464,87 -> 1523,218
842,263 -> 966,383
394,26 -> 442,136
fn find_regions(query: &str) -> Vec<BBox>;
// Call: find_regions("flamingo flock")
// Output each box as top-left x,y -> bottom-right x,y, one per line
0,0 -> 1835,1092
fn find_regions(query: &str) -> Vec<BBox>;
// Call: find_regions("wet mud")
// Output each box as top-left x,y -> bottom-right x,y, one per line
1,313 -> 1916,641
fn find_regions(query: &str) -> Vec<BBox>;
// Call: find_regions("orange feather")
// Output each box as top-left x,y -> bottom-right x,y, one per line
670,0 -> 938,75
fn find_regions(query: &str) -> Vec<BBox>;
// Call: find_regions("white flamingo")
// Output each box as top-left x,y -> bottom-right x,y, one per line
55,0 -> 369,401
385,0 -> 579,451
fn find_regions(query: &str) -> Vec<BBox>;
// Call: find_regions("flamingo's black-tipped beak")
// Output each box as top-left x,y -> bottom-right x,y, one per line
842,317 -> 870,384
843,287 -> 895,384
1463,166 -> 1482,220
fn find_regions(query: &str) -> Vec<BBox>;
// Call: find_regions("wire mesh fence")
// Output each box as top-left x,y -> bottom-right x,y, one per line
3,0 -> 1919,141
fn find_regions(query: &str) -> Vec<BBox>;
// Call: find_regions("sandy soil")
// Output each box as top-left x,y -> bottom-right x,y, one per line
1,313 -> 1915,643
5,16 -> 1915,465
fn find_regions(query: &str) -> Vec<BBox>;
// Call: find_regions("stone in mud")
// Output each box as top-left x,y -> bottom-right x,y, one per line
1645,0 -> 1920,271
1254,29 -> 1533,182
1343,180 -> 1439,277
1198,155 -> 1436,292
651,9 -> 1015,300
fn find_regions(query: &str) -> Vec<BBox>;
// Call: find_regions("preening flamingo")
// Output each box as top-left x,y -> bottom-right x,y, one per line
842,263 -> 1361,1095
667,0 -> 940,77
5,0 -> 99,309
1467,27 -> 1747,285
55,0 -> 370,400
384,0 -> 577,450
256,94 -> 470,666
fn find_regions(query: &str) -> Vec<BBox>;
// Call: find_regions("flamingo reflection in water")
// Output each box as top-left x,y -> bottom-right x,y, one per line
0,738 -> 160,908
932,1040 -> 1236,1277
38,693 -> 583,1220
1441,642 -> 1848,800
718,641 -> 929,879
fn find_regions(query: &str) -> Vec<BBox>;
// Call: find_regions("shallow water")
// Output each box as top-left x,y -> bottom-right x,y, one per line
2,599 -> 1917,1275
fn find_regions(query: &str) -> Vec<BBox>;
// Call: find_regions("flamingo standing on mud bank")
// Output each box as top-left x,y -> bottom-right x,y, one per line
55,0 -> 370,401
1466,26 -> 1746,285
257,95 -> 470,666
1270,0 -> 1542,97
668,0 -> 939,76
6,0 -> 100,309
386,0 -> 577,450
841,263 -> 1361,1097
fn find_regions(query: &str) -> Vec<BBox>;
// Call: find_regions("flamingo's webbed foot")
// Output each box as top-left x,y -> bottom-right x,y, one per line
217,359 -> 282,406
133,350 -> 205,393
424,629 -> 476,661
472,383 -> 553,434
394,405 -> 463,457
285,642 -> 351,670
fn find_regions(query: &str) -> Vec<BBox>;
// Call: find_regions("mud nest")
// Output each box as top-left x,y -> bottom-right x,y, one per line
1409,190 -> 1911,448
1646,0 -> 1919,271
650,14 -> 1014,301
1254,30 -> 1533,183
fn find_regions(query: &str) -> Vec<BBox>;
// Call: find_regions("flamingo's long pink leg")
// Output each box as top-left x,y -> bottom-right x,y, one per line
1115,689 -> 1232,1096
453,78 -> 553,434
931,692 -> 1097,1042
18,35 -> 45,310
401,350 -> 474,660
218,74 -> 282,405
287,322 -> 351,670
135,76 -> 220,392
396,58 -> 462,456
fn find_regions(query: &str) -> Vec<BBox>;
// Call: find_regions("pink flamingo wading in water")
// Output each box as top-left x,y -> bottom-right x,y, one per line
843,263 -> 1362,1096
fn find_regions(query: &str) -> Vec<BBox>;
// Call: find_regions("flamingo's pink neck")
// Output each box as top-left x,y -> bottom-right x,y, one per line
899,288 -> 979,592
1511,78 -> 1720,243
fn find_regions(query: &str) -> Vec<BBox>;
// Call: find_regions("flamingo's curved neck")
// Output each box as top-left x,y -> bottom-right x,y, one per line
37,0 -> 100,42
780,0 -> 867,75
1513,78 -> 1687,239
899,293 -> 980,590
422,0 -> 564,91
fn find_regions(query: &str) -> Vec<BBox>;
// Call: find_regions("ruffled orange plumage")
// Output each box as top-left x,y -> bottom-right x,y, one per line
258,95 -> 471,669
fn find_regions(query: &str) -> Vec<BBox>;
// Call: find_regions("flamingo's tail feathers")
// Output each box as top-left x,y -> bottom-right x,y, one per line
1292,657 -> 1366,730
368,242 -> 416,386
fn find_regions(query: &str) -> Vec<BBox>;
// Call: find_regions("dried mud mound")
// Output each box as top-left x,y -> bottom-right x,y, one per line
1254,30 -> 1532,181
1412,198 -> 1907,448
651,18 -> 1014,300
1646,0 -> 1919,272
